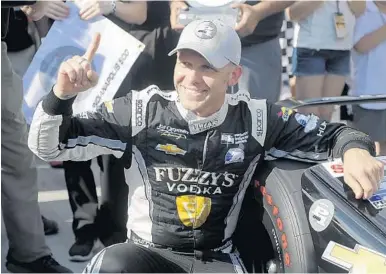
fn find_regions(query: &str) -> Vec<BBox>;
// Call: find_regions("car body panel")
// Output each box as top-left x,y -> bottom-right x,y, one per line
301,160 -> 386,273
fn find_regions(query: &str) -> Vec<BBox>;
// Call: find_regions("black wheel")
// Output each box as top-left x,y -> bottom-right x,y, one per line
254,160 -> 318,273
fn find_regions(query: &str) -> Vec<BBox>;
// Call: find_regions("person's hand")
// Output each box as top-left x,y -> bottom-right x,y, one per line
170,1 -> 189,31
231,3 -> 260,37
42,1 -> 70,21
53,33 -> 101,99
79,0 -> 115,21
343,148 -> 384,199
22,0 -> 69,21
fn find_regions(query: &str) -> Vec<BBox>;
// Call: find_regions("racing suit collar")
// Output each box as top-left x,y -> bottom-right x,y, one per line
176,99 -> 228,135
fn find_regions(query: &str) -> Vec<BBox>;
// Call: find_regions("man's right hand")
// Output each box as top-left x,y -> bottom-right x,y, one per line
170,1 -> 188,31
21,0 -> 69,22
54,33 -> 101,99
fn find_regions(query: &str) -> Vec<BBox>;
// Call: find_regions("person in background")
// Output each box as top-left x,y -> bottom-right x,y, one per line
1,0 -> 72,272
170,0 -> 295,103
351,0 -> 386,156
288,0 -> 365,120
57,0 -> 148,262
3,6 -> 68,236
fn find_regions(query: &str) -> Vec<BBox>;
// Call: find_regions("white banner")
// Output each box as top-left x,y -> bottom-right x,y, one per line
23,1 -> 145,123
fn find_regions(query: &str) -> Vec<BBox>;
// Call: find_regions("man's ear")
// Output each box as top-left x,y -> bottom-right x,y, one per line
228,65 -> 242,86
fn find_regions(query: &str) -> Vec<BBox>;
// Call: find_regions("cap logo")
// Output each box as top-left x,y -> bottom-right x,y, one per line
195,21 -> 217,39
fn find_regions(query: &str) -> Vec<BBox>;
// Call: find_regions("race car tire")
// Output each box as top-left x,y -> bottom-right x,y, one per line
253,159 -> 318,273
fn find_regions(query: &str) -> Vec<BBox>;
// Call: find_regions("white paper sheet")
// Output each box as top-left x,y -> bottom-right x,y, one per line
23,1 -> 145,123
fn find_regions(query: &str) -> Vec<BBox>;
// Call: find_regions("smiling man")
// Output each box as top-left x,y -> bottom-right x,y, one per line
28,19 -> 384,273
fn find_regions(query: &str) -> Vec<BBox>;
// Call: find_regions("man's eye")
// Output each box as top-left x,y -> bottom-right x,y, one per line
203,65 -> 215,71
181,62 -> 190,67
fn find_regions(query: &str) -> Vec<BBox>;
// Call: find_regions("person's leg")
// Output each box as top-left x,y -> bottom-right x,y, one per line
1,41 -> 71,272
7,44 -> 36,77
83,242 -> 192,273
237,37 -> 282,103
292,47 -> 325,116
98,155 -> 129,246
321,50 -> 351,121
192,251 -> 248,273
63,160 -> 103,261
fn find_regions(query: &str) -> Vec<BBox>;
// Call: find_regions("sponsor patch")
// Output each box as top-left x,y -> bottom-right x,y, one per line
189,118 -> 219,134
104,100 -> 114,113
157,125 -> 188,140
225,147 -> 244,164
256,109 -> 264,136
176,195 -> 211,228
156,144 -> 186,156
221,132 -> 248,145
135,99 -> 143,126
277,107 -> 293,122
295,113 -> 319,133
295,113 -> 310,127
153,167 -> 238,196
221,134 -> 235,145
317,121 -> 327,137
309,199 -> 335,232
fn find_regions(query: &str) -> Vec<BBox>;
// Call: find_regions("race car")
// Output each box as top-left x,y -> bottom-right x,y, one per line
234,151 -> 386,273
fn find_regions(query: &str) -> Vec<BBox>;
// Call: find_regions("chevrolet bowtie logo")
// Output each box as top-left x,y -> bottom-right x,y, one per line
322,241 -> 386,273
156,144 -> 186,156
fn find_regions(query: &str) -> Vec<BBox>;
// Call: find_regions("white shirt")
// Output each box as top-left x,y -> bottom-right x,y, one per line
293,1 -> 355,50
351,0 -> 386,110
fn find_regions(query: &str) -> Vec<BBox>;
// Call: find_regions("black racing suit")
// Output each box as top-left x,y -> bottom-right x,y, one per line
28,85 -> 375,272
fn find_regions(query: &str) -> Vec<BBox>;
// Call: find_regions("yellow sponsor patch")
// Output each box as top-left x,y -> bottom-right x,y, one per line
176,195 -> 211,228
322,241 -> 386,273
104,100 -> 114,113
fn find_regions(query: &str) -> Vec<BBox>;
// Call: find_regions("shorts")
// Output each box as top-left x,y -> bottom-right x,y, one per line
292,47 -> 350,77
351,105 -> 386,141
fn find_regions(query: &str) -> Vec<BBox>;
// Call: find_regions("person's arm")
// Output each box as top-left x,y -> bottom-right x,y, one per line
263,103 -> 375,162
28,89 -> 133,164
261,102 -> 383,200
79,0 -> 147,24
114,0 -> 147,25
347,0 -> 366,18
250,0 -> 296,21
354,24 -> 386,53
286,1 -> 324,22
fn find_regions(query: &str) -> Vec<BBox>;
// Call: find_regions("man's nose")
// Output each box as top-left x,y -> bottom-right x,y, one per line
186,69 -> 202,84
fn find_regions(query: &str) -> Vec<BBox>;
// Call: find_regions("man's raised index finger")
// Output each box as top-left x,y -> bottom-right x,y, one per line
84,32 -> 101,61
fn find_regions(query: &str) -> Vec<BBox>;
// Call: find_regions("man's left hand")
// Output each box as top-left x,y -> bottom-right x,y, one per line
343,148 -> 384,199
79,0 -> 114,21
231,3 -> 260,37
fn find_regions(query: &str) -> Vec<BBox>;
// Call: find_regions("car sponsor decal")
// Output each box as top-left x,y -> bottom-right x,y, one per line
322,157 -> 386,210
155,144 -> 186,156
309,199 -> 335,232
322,241 -> 386,273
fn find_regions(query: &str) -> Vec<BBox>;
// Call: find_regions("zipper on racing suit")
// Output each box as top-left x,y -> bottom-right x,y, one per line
193,131 -> 210,252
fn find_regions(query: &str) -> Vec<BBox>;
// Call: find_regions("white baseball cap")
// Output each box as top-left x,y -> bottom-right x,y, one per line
168,19 -> 241,69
